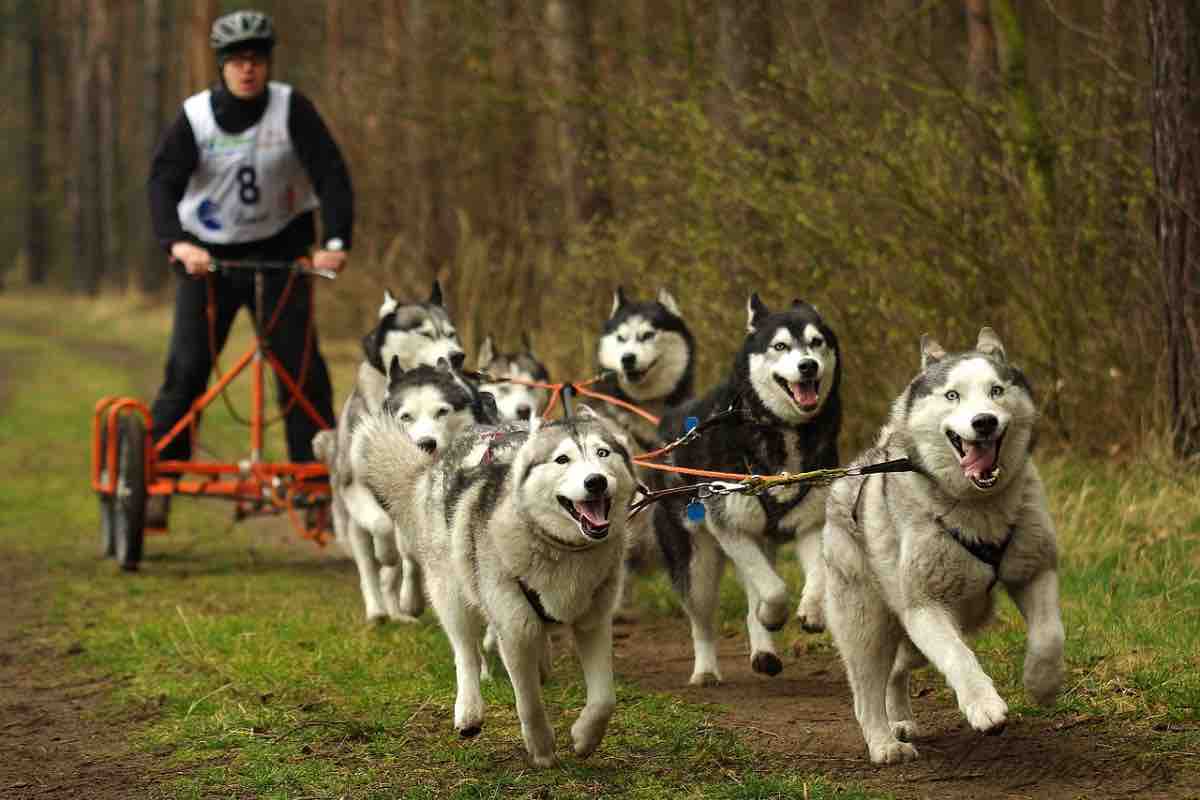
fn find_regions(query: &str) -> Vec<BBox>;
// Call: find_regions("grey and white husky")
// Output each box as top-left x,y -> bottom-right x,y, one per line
319,282 -> 469,623
356,407 -> 638,767
655,294 -> 841,685
823,328 -> 1064,764
475,334 -> 550,422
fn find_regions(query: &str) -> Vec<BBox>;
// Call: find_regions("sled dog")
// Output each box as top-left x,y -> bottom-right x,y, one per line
823,328 -> 1064,764
357,406 -> 637,767
654,294 -> 841,684
322,282 -> 469,622
475,333 -> 551,422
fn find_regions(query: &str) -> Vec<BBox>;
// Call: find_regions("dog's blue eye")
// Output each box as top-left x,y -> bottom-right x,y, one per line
400,413 -> 414,423
990,385 -> 1004,398
555,454 -> 570,464
436,407 -> 450,418
639,332 -> 656,342
596,448 -> 610,458
945,390 -> 959,402
810,337 -> 824,349
773,342 -> 789,352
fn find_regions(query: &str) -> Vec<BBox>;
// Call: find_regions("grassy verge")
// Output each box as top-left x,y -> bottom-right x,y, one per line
2,290 -> 1197,798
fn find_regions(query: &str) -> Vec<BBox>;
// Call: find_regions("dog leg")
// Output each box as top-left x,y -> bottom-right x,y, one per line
826,566 -> 916,764
397,555 -> 426,619
1009,568 -> 1065,706
713,531 -> 789,632
570,619 -> 616,758
477,639 -> 493,682
427,576 -> 486,738
496,624 -> 557,767
794,527 -> 827,633
902,606 -> 1008,735
682,532 -> 726,686
887,638 -> 926,742
735,563 -> 782,677
346,520 -> 387,623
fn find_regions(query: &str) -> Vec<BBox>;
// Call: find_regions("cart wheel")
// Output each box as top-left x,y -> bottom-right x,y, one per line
99,421 -> 116,558
113,415 -> 147,571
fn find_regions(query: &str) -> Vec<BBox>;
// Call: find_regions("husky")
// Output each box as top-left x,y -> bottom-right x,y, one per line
356,406 -> 638,767
475,334 -> 550,422
823,328 -> 1064,764
593,287 -> 694,453
322,282 -> 469,623
654,294 -> 841,685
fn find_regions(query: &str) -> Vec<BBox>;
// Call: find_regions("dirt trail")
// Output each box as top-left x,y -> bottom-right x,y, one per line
613,617 -> 1199,800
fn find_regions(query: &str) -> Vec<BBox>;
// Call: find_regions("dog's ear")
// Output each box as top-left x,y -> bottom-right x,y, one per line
429,279 -> 444,307
657,288 -> 682,318
476,391 -> 500,424
610,286 -> 628,318
435,356 -> 451,373
747,293 -> 769,334
387,355 -> 405,385
976,326 -> 1006,362
574,404 -> 599,422
363,325 -> 385,373
380,289 -> 399,318
477,335 -> 496,370
920,334 -> 946,369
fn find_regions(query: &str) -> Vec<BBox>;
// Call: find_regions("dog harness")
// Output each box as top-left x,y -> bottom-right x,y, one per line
517,579 -> 561,625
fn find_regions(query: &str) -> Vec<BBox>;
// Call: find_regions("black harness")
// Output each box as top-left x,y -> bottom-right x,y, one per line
518,578 -> 561,625
850,468 -> 1015,590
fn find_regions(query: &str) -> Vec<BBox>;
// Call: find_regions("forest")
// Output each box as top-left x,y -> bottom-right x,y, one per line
1,0 -> 1197,459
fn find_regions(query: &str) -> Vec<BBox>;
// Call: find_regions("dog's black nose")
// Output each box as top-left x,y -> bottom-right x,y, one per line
621,353 -> 637,370
416,437 -> 438,454
449,351 -> 466,369
584,473 -> 608,495
798,359 -> 819,379
516,405 -> 532,421
971,414 -> 999,438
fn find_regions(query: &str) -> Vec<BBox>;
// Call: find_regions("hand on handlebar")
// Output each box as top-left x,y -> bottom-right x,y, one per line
171,241 -> 213,276
312,249 -> 348,273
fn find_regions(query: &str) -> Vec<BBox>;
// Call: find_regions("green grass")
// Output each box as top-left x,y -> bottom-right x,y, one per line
2,289 -> 1197,798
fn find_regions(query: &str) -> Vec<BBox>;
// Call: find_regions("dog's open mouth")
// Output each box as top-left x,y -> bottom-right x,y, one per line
947,431 -> 1005,490
558,495 -> 612,540
623,358 -> 658,384
775,376 -> 821,412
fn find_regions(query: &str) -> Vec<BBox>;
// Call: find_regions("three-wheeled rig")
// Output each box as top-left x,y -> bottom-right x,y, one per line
91,260 -> 335,571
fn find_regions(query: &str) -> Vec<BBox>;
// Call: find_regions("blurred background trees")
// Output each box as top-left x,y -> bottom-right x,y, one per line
2,0 -> 1193,459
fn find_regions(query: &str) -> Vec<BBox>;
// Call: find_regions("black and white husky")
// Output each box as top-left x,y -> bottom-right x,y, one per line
318,282 -> 469,623
654,294 -> 841,685
823,328 -> 1063,764
357,407 -> 638,767
475,334 -> 550,422
593,287 -> 695,453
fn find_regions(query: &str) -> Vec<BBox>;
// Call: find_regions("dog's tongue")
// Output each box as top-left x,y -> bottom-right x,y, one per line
790,381 -> 819,408
575,498 -> 609,527
960,440 -> 998,478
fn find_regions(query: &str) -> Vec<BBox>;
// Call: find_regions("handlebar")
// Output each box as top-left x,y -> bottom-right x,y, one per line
208,259 -> 337,281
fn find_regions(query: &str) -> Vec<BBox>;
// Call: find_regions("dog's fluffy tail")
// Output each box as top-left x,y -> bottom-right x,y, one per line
352,413 -> 431,521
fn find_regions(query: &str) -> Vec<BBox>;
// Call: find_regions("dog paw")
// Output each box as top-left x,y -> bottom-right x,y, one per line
795,600 -> 826,633
571,717 -> 609,758
528,750 -> 558,769
868,739 -> 920,764
756,598 -> 790,632
689,670 -> 722,687
1024,656 -> 1064,707
961,690 -> 1008,734
389,612 -> 421,625
890,720 -> 920,742
751,651 -> 783,677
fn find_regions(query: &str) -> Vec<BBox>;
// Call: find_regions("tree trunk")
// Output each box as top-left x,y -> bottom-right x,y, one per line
965,0 -> 998,100
407,0 -> 453,271
93,0 -> 120,289
184,0 -> 217,95
140,0 -> 168,293
1149,0 -> 1200,459
545,0 -> 611,228
26,0 -> 48,286
69,0 -> 100,294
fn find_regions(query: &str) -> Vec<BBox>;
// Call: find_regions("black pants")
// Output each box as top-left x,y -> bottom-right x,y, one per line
149,268 -> 334,465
